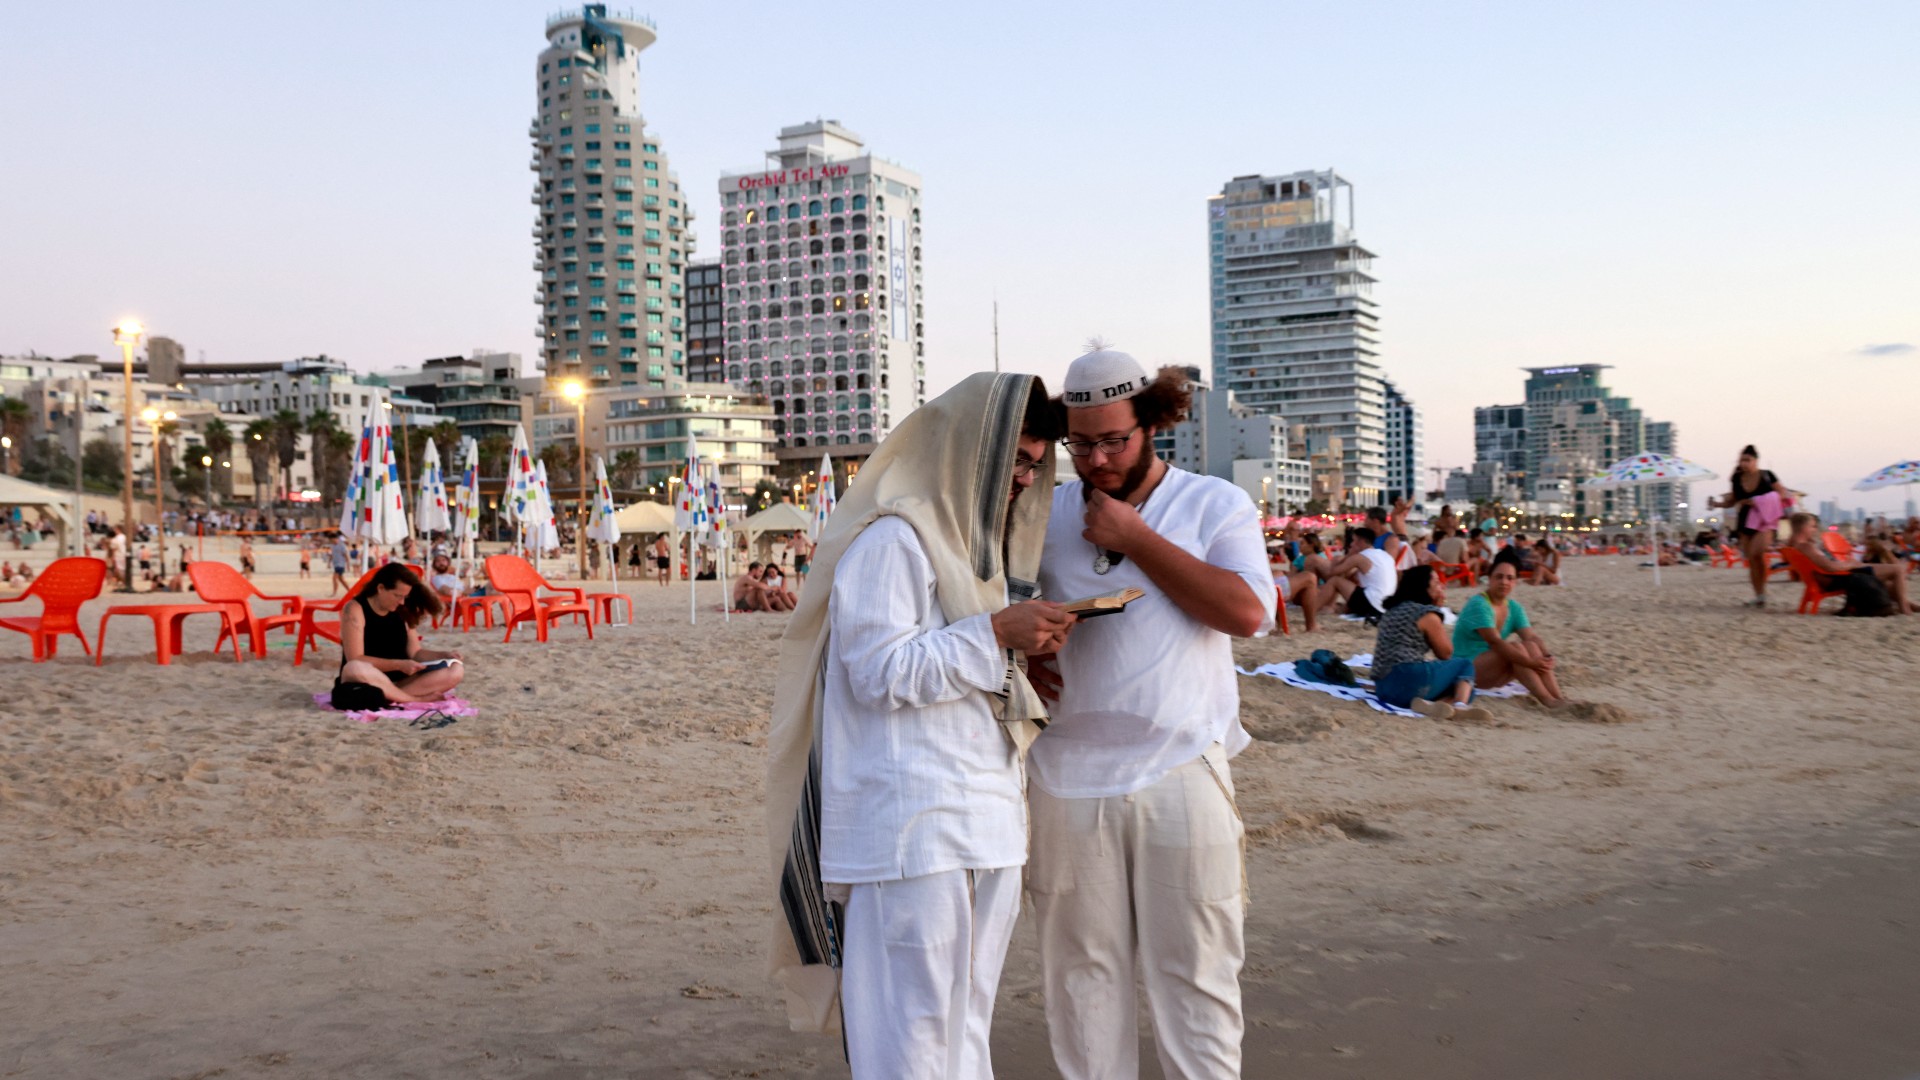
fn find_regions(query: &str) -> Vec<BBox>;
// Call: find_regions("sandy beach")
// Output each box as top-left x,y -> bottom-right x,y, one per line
3,542 -> 1919,1078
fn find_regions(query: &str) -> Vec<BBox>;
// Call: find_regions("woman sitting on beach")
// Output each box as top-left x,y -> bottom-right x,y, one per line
1532,538 -> 1562,585
1371,566 -> 1490,722
333,563 -> 465,709
1786,513 -> 1913,615
1453,560 -> 1567,707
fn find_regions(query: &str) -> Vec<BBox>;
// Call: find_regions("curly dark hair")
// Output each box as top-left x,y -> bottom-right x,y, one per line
1130,366 -> 1194,430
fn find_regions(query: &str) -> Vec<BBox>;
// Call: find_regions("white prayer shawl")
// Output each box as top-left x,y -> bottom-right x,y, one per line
765,372 -> 1055,1035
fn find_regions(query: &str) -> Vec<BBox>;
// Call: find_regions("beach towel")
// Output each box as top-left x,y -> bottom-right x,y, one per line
764,372 -> 1057,1036
1240,653 -> 1528,717
311,692 -> 479,724
1747,491 -> 1784,532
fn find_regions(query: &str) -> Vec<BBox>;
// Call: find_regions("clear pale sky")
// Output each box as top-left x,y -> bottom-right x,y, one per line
3,1 -> 1914,513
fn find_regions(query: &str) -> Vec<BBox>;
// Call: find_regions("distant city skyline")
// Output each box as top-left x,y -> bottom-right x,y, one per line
2,1 -> 1913,512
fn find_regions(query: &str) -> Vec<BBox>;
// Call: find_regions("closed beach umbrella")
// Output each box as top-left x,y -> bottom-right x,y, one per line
810,452 -> 836,542
585,454 -> 621,582
416,438 -> 452,536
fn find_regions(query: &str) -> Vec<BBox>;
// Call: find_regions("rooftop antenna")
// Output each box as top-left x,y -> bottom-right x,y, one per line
992,298 -> 1000,373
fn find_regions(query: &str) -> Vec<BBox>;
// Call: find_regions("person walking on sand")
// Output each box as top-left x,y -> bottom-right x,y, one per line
767,373 -> 1072,1078
653,533 -> 671,587
1025,345 -> 1275,1080
1707,444 -> 1792,608
328,533 -> 350,595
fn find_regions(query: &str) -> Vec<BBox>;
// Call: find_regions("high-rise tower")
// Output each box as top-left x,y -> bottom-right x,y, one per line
1209,169 -> 1385,503
531,6 -> 694,389
719,120 -> 926,456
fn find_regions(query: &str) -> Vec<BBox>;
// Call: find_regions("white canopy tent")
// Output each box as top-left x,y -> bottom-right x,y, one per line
742,501 -> 814,563
0,474 -> 77,554
612,500 -> 676,535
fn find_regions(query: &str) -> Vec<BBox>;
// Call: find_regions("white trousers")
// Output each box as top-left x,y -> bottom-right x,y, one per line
840,866 -> 1023,1080
1028,745 -> 1246,1079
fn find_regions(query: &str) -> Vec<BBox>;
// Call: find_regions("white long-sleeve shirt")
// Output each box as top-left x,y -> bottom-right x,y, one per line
818,516 -> 1027,884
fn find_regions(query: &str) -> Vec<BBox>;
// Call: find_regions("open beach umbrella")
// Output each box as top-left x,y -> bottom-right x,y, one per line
1853,460 -> 1920,492
1582,453 -> 1718,585
415,438 -> 452,537
810,452 -> 836,542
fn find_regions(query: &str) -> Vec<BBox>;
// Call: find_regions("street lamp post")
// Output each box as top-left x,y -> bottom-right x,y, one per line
113,319 -> 144,591
200,454 -> 214,562
561,380 -> 588,580
1,435 -> 11,475
142,407 -> 176,579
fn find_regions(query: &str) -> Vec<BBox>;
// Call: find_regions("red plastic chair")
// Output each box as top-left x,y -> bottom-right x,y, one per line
484,554 -> 592,643
1820,530 -> 1854,562
1778,547 -> 1846,614
189,561 -> 304,659
0,557 -> 107,661
1431,561 -> 1475,588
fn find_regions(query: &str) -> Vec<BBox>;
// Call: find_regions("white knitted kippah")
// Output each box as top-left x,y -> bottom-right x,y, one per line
1061,341 -> 1149,407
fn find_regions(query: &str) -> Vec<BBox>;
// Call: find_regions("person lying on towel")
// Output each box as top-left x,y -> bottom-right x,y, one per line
332,562 -> 465,709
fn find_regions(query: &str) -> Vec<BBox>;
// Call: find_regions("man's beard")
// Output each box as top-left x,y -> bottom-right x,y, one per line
1087,450 -> 1157,503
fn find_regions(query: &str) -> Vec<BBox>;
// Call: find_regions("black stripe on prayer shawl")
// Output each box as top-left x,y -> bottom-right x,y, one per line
778,735 -> 843,969
970,373 -> 1026,582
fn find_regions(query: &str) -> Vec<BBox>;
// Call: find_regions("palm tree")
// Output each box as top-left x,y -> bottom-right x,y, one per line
154,418 -> 181,500
321,429 -> 355,515
611,448 -> 642,495
271,408 -> 304,508
477,433 -> 511,481
242,419 -> 275,507
201,417 -> 234,498
539,442 -> 575,494
305,410 -> 342,526
0,396 -> 30,475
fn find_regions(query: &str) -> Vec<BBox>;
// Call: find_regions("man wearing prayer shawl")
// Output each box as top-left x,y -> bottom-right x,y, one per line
766,372 -> 1072,1077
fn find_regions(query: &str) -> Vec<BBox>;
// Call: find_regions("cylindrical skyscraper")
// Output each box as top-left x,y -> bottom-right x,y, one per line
531,6 -> 694,388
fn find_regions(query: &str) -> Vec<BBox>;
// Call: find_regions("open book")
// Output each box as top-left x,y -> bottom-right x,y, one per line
1060,587 -> 1145,618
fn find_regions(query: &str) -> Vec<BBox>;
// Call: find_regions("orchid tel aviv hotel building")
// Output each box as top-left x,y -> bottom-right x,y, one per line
531,6 -> 693,388
719,121 -> 927,456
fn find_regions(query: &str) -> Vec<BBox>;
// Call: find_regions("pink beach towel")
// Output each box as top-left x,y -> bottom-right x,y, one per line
1747,491 -> 1784,532
311,693 -> 479,724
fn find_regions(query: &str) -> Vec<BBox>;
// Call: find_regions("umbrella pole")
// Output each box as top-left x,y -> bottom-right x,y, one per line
721,534 -> 730,625
1651,516 -> 1661,587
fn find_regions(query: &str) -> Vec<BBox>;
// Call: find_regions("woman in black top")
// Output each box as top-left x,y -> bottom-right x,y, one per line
1707,445 -> 1791,607
333,563 -> 464,709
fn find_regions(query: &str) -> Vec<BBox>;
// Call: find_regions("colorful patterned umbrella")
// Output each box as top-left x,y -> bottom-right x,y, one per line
415,437 -> 452,535
810,452 -> 836,542
1582,453 -> 1715,587
1581,453 -> 1719,489
1853,460 -> 1920,491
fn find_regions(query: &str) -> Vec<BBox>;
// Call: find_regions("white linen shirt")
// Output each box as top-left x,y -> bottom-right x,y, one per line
1031,468 -> 1276,799
818,516 -> 1027,884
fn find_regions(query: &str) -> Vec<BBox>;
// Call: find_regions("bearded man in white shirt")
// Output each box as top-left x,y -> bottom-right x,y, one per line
767,372 -> 1074,1079
1027,346 -> 1275,1080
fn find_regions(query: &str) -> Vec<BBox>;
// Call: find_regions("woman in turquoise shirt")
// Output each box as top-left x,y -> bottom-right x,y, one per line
1452,560 -> 1567,707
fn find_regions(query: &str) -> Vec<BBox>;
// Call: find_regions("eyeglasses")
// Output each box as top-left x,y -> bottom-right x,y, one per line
1060,427 -> 1140,458
1012,457 -> 1042,479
